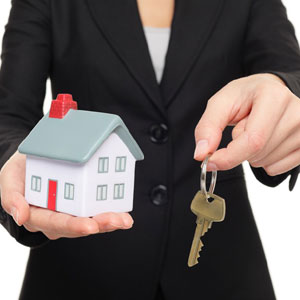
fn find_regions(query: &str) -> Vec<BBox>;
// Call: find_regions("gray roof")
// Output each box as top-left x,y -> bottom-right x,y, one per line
18,110 -> 144,163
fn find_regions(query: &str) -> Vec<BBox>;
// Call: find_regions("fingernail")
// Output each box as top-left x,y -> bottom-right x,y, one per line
194,139 -> 209,158
11,207 -> 20,226
207,162 -> 218,171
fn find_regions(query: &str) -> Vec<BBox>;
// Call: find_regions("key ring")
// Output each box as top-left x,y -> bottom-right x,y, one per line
200,154 -> 217,197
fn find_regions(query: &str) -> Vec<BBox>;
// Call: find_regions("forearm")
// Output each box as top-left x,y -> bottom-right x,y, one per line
242,0 -> 300,190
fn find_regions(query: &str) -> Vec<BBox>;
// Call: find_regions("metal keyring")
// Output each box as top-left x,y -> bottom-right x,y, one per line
200,154 -> 217,197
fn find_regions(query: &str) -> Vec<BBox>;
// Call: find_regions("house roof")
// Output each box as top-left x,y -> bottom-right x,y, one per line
18,110 -> 144,163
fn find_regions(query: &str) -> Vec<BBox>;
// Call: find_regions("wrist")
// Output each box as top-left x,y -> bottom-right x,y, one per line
261,73 -> 287,87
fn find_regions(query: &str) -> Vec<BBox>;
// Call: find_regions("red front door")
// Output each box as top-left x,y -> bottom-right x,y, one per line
48,180 -> 57,211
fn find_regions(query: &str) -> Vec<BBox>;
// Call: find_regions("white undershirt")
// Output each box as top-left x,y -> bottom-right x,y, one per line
143,26 -> 171,83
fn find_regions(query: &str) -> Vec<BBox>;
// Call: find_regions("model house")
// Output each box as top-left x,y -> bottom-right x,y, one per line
18,94 -> 144,217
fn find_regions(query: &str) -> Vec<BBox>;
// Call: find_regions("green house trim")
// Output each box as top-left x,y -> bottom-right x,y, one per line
18,110 -> 144,163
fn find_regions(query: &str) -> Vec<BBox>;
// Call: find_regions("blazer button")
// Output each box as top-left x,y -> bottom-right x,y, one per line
149,123 -> 168,144
150,185 -> 168,206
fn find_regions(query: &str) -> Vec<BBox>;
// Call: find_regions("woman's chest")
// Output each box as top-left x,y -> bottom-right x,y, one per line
49,0 -> 251,111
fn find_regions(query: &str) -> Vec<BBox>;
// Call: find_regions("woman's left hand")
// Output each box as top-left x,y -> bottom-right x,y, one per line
194,73 -> 300,175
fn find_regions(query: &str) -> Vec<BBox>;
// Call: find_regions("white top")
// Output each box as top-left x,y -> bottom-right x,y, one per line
143,26 -> 171,83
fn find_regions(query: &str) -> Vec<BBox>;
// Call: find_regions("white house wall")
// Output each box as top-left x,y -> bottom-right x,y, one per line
25,155 -> 85,216
84,132 -> 136,216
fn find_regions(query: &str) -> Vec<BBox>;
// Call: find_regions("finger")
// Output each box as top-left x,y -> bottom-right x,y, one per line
41,230 -> 93,240
248,101 -> 300,165
207,127 -> 275,171
250,126 -> 300,167
0,152 -> 30,226
208,90 -> 289,170
27,206 -> 100,236
92,212 -> 134,233
264,148 -> 300,176
194,81 -> 253,161
23,222 -> 39,233
40,212 -> 135,238
42,231 -> 62,240
0,191 -> 30,226
194,91 -> 236,160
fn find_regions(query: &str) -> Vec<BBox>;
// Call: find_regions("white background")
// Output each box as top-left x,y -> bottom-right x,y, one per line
0,1 -> 300,299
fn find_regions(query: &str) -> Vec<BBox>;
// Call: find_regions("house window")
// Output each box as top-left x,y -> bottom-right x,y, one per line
31,176 -> 41,192
98,157 -> 109,173
64,183 -> 75,200
115,156 -> 127,172
113,183 -> 125,199
97,185 -> 108,201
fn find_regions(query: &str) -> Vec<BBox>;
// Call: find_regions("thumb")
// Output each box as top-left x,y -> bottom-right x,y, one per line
1,191 -> 30,226
0,152 -> 30,226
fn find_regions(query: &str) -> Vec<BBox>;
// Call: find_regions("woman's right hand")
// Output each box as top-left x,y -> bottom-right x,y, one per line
0,151 -> 134,240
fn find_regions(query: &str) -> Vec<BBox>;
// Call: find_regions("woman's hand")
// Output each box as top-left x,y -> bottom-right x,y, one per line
194,73 -> 300,175
0,151 -> 134,240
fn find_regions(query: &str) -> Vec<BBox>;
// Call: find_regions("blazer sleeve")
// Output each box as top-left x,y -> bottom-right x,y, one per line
0,0 -> 51,247
243,0 -> 300,191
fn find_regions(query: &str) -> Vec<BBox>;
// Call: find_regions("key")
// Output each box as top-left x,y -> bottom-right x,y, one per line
188,190 -> 226,267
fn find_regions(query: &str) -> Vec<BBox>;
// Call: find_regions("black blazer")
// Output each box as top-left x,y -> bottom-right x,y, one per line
0,0 -> 300,299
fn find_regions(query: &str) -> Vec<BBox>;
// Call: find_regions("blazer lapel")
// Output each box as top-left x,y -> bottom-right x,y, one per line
160,0 -> 224,107
86,0 -> 224,114
86,0 -> 166,117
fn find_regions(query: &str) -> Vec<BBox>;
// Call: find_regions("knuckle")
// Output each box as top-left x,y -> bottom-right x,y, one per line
194,121 -> 212,138
263,166 -> 278,176
222,158 -> 233,170
272,86 -> 290,105
256,81 -> 290,105
48,212 -> 61,231
44,232 -> 60,240
255,81 -> 269,96
24,223 -> 38,233
247,131 -> 266,153
101,218 -> 113,229
217,155 -> 233,170
249,160 -> 263,168
231,127 -> 241,139
0,193 -> 11,214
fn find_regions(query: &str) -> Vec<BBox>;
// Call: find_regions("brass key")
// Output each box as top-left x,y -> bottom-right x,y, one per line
187,155 -> 226,267
188,190 -> 225,267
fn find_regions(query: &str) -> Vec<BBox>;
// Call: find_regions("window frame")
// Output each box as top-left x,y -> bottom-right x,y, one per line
96,184 -> 108,201
115,156 -> 127,172
98,157 -> 109,173
64,183 -> 75,200
113,183 -> 125,199
31,176 -> 41,192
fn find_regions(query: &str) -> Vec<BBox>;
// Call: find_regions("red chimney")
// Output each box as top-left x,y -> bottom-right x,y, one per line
49,94 -> 78,119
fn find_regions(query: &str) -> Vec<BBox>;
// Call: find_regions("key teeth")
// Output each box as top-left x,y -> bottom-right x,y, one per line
188,242 -> 204,267
201,221 -> 212,237
197,240 -> 204,258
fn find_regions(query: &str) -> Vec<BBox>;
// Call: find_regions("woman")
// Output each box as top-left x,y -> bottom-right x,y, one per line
0,0 -> 300,299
